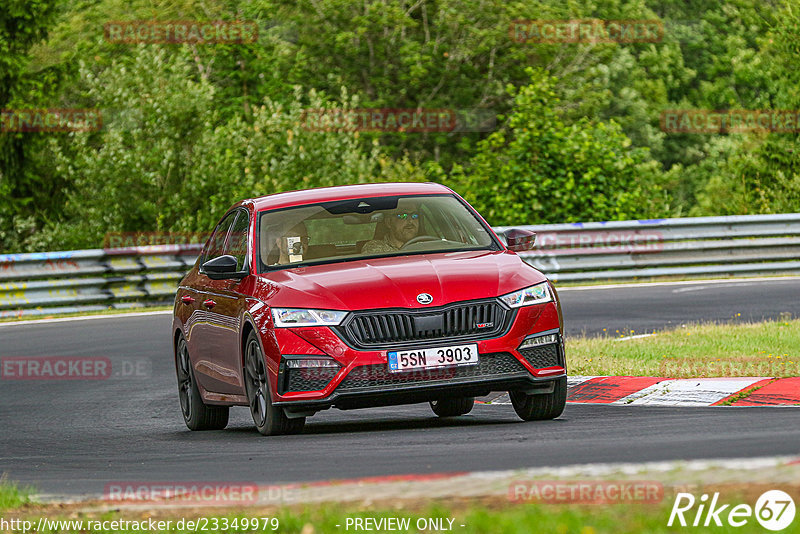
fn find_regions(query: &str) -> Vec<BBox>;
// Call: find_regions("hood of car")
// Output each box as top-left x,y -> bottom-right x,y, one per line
254,250 -> 546,310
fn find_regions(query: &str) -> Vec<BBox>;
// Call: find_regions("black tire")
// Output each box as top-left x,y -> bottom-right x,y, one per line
510,377 -> 567,421
176,333 -> 229,430
243,331 -> 305,436
430,397 -> 475,417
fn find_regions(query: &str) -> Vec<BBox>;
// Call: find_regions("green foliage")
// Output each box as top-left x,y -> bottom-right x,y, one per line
690,0 -> 800,215
0,0 -> 61,252
2,0 -> 800,251
0,480 -> 31,511
0,0 -> 59,103
43,46 -> 423,249
454,70 -> 666,225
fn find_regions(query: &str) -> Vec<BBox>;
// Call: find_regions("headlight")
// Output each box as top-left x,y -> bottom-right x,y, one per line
519,333 -> 559,350
271,308 -> 348,327
499,282 -> 553,308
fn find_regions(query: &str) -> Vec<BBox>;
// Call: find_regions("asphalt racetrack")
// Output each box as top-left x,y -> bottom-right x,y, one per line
1,278 -> 799,497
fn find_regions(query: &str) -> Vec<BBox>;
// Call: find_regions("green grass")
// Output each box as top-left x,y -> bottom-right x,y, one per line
0,305 -> 172,323
0,481 -> 31,511
567,319 -> 800,378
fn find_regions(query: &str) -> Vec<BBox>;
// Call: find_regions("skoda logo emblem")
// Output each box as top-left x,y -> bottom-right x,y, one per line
417,293 -> 433,305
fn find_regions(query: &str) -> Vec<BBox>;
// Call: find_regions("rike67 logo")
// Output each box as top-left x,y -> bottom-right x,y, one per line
669,490 -> 796,531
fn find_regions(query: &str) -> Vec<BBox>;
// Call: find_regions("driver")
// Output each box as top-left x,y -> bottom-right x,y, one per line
362,203 -> 420,254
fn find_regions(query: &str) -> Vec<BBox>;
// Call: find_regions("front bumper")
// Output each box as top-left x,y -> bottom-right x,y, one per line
269,300 -> 566,409
275,345 -> 566,412
276,371 -> 565,412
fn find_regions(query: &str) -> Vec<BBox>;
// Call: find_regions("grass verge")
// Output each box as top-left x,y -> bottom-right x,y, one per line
0,481 -> 30,511
567,319 -> 800,378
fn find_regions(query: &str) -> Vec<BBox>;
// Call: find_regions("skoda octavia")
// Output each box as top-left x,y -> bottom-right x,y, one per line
172,182 -> 567,435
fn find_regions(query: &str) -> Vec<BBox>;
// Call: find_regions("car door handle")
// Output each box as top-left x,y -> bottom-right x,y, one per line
203,299 -> 216,309
181,296 -> 195,305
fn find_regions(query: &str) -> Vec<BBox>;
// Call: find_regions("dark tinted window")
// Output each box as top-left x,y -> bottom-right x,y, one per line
203,211 -> 237,264
225,210 -> 250,271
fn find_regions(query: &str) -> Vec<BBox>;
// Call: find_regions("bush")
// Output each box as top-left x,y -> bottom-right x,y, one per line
43,47 -> 425,250
452,69 -> 667,226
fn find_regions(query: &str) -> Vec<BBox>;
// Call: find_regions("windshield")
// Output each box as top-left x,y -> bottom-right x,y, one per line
256,194 -> 500,271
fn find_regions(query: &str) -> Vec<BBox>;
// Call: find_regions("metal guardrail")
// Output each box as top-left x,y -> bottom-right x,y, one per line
0,245 -> 201,318
1,214 -> 799,318
497,213 -> 800,281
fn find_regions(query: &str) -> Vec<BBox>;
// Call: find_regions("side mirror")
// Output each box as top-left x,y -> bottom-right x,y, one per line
202,255 -> 244,280
503,229 -> 536,252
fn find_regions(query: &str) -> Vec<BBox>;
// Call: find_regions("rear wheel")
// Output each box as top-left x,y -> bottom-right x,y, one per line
244,331 -> 305,436
510,377 -> 567,421
430,397 -> 474,417
176,334 -> 229,430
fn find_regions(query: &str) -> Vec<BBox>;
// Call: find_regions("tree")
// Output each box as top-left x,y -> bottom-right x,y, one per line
44,46 -> 425,250
0,0 -> 60,251
453,69 -> 667,225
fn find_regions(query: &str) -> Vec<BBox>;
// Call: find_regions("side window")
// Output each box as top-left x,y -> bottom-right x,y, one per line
202,211 -> 237,265
225,210 -> 250,271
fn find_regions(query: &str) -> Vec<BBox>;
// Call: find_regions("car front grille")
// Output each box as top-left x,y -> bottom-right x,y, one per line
519,343 -> 563,369
335,352 -> 526,392
336,299 -> 513,349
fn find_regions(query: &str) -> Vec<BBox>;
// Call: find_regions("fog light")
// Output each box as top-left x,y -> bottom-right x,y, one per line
519,333 -> 559,350
284,357 -> 340,369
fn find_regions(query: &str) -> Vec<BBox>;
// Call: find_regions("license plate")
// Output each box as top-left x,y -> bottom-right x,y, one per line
387,344 -> 479,373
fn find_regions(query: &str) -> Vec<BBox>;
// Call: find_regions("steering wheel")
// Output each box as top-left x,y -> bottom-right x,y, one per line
401,235 -> 439,248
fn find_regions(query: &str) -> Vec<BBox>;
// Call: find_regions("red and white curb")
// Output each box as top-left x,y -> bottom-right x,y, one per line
481,376 -> 800,406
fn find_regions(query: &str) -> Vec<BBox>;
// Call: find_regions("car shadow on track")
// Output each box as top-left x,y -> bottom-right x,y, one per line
164,406 -> 571,439
299,416 -> 520,435
221,413 -> 567,438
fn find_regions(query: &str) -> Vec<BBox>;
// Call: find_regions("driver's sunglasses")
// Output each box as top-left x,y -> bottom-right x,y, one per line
394,212 -> 419,220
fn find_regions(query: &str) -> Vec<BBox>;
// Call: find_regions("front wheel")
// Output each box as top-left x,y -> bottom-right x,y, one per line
430,397 -> 474,417
510,377 -> 567,421
176,334 -> 229,430
243,331 -> 305,436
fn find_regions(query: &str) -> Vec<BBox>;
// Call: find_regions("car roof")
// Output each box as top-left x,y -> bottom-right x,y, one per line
246,182 -> 455,211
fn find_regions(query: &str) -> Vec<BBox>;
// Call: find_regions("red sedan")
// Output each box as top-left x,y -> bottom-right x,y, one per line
172,182 -> 567,435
